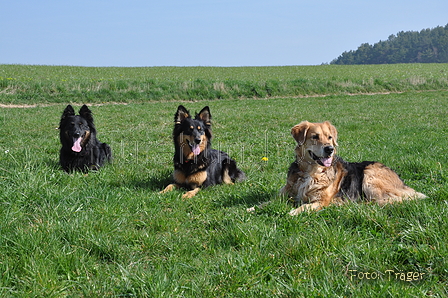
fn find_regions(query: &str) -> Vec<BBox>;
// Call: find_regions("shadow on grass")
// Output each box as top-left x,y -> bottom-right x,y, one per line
137,175 -> 173,191
120,169 -> 173,191
214,187 -> 277,208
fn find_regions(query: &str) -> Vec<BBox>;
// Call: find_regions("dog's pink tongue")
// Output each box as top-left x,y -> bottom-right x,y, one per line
72,137 -> 82,152
321,157 -> 333,167
192,144 -> 201,156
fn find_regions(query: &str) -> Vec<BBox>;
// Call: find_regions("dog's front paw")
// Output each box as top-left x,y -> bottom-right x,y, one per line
289,208 -> 303,216
182,192 -> 195,199
182,188 -> 200,199
160,184 -> 177,194
289,203 -> 321,215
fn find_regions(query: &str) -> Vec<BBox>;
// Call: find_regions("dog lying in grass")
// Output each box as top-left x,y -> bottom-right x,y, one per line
280,121 -> 426,215
160,105 -> 245,198
59,104 -> 112,172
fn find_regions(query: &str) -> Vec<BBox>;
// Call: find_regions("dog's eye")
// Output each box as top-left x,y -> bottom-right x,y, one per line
312,135 -> 319,140
328,136 -> 332,140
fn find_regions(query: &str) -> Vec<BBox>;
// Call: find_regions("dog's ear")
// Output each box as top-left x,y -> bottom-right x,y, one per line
324,121 -> 338,147
59,105 -> 75,128
175,105 -> 190,124
196,106 -> 211,127
291,121 -> 310,145
79,105 -> 94,124
62,105 -> 75,118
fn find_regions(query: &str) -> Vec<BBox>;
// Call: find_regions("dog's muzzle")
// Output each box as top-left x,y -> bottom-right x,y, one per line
309,146 -> 334,167
187,138 -> 202,156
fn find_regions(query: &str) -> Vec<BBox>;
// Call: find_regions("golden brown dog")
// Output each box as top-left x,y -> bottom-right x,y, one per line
280,121 -> 426,215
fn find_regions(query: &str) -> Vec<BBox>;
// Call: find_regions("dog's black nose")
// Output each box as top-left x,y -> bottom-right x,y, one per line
73,132 -> 80,138
194,138 -> 202,144
324,146 -> 334,155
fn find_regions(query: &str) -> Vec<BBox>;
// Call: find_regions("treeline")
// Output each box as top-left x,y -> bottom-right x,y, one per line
331,24 -> 448,65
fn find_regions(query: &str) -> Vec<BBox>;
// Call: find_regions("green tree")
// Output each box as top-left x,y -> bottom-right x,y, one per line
330,24 -> 448,64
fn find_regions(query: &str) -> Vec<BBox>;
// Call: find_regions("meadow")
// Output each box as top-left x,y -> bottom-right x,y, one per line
0,64 -> 447,297
1,64 -> 448,104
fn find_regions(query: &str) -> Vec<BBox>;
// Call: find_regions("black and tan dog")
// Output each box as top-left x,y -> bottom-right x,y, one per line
59,104 -> 112,172
280,121 -> 426,215
160,105 -> 245,198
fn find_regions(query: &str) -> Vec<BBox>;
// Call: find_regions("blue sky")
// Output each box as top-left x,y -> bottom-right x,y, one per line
1,0 -> 447,67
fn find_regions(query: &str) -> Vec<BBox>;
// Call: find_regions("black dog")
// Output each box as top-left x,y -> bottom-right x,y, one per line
59,104 -> 112,172
160,105 -> 246,198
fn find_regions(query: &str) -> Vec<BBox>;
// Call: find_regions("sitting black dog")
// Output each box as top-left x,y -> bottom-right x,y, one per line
59,104 -> 112,172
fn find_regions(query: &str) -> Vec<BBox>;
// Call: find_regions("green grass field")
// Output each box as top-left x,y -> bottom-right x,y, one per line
1,64 -> 448,104
0,64 -> 447,297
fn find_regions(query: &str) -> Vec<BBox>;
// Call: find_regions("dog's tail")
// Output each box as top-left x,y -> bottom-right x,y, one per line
233,168 -> 246,182
413,191 -> 427,199
102,143 -> 113,162
225,158 -> 246,182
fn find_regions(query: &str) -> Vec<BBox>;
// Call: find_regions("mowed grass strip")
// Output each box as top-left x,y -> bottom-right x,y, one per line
1,64 -> 448,104
0,91 -> 447,296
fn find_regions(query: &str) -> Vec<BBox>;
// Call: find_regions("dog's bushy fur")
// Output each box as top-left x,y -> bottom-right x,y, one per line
161,105 -> 245,198
280,121 -> 426,215
59,105 -> 112,172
